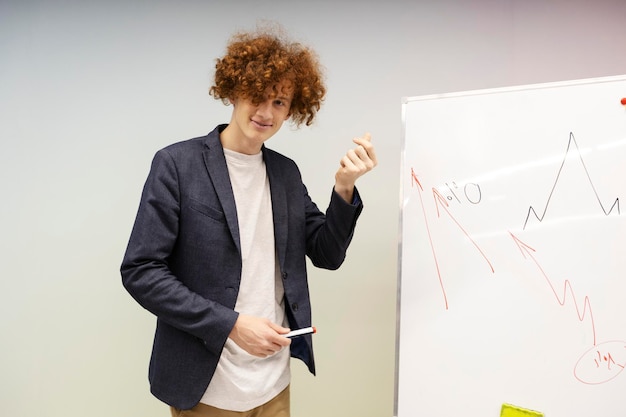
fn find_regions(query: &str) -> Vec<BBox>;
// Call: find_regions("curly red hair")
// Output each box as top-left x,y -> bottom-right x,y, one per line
209,28 -> 326,127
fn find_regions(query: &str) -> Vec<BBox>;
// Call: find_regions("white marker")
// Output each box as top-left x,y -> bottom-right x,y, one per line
284,326 -> 317,338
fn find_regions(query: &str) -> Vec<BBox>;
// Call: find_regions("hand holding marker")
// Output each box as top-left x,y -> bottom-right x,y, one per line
285,326 -> 316,338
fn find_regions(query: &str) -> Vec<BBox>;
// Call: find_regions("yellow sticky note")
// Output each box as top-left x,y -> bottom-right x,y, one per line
501,403 -> 544,417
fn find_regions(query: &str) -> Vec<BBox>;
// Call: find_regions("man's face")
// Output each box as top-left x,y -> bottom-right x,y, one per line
225,81 -> 293,154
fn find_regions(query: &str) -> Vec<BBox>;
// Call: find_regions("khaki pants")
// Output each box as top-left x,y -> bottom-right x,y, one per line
170,386 -> 290,417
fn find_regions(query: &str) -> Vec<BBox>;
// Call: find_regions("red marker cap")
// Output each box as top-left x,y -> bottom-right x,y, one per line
621,97 -> 626,105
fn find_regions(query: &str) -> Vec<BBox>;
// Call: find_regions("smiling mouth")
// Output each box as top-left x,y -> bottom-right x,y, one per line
252,119 -> 272,128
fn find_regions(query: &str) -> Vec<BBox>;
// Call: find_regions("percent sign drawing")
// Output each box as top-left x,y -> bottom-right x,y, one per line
442,181 -> 482,205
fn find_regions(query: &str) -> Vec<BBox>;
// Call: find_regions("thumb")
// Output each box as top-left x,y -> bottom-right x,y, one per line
354,132 -> 372,143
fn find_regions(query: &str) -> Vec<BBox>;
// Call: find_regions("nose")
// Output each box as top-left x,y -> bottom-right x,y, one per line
256,100 -> 272,119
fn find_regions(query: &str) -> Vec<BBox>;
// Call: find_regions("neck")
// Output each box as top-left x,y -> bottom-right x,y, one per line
221,124 -> 265,154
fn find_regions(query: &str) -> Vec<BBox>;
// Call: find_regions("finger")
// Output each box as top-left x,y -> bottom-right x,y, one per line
352,137 -> 377,162
341,152 -> 361,171
269,321 -> 290,334
353,145 -> 369,161
347,146 -> 375,172
357,132 -> 371,142
352,132 -> 372,144
358,141 -> 378,167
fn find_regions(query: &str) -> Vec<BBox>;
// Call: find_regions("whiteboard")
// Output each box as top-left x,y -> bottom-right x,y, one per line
395,75 -> 626,417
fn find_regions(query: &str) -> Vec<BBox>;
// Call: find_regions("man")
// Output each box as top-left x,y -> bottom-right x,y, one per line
121,26 -> 377,417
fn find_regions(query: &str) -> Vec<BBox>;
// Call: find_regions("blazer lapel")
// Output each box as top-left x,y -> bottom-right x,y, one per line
263,147 -> 288,270
202,129 -> 241,256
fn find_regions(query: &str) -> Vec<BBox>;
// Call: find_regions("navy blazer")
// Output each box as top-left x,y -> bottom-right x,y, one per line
121,124 -> 363,409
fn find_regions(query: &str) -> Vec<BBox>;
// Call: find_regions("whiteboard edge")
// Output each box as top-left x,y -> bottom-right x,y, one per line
403,74 -> 626,103
393,97 -> 409,417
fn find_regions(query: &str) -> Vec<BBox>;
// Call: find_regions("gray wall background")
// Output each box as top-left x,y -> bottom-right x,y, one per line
1,1 -> 625,416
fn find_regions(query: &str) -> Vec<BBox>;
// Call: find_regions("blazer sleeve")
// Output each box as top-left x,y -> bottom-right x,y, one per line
120,148 -> 237,355
304,186 -> 364,270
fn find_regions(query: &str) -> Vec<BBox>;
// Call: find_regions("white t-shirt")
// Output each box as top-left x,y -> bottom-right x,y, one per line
200,148 -> 290,411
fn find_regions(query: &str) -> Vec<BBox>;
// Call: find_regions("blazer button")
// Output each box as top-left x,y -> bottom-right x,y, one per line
282,271 -> 288,280
292,303 -> 299,311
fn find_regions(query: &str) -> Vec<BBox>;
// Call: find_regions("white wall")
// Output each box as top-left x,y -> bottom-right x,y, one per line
1,1 -> 624,416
